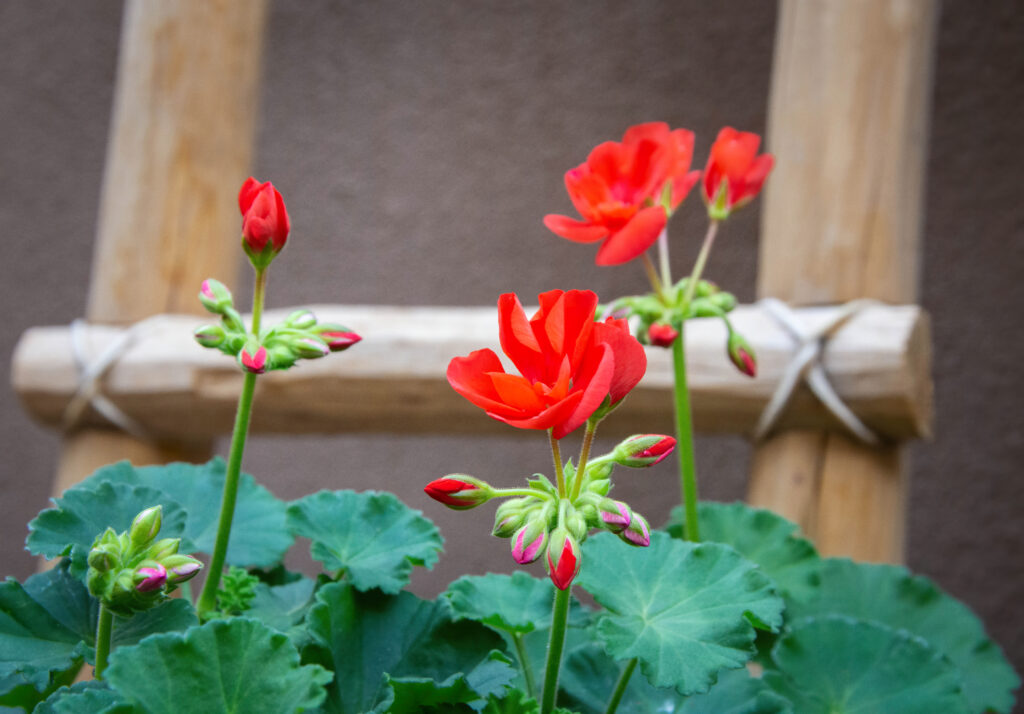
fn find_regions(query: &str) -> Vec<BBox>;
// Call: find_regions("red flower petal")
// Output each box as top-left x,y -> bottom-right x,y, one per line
542,214 -> 607,243
594,205 -> 667,266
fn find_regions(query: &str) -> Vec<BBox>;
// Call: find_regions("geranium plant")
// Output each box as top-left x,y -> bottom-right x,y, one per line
0,132 -> 1018,714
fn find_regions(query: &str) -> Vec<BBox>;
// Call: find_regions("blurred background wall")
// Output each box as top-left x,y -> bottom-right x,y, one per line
1,0 -> 1021,683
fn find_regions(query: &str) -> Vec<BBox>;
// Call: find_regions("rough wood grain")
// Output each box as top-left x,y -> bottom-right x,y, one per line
749,0 -> 938,563
52,0 -> 267,505
14,303 -> 932,441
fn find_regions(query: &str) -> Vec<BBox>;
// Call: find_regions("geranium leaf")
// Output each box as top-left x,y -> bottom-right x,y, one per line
286,490 -> 443,594
480,689 -> 540,713
246,577 -> 316,634
576,532 -> 783,696
560,644 -> 791,714
104,618 -> 331,714
787,558 -> 1019,714
386,651 -> 517,713
26,482 -> 190,576
303,582 -> 513,713
33,681 -> 132,714
445,573 -> 556,635
667,501 -> 821,601
76,459 -> 292,568
763,616 -> 969,713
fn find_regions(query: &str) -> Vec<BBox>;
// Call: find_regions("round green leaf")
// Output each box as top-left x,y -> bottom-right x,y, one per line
303,582 -> 512,713
26,482 -> 190,575
34,681 -> 131,714
105,618 -> 331,714
764,615 -> 968,714
77,459 -> 292,568
577,532 -> 784,696
445,572 -> 556,635
246,578 -> 316,634
286,490 -> 443,593
667,501 -> 820,601
788,558 -> 1019,714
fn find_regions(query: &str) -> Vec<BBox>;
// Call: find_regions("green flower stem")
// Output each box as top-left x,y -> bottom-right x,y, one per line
569,421 -> 598,502
550,430 -> 566,497
93,603 -> 114,680
492,488 -> 554,500
512,632 -> 538,701
640,253 -> 665,300
541,585 -> 572,714
604,658 -> 638,714
680,219 -> 719,308
196,266 -> 268,620
672,325 -> 700,542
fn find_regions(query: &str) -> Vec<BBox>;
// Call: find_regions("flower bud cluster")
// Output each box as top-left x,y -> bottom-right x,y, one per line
194,281 -> 362,375
423,432 -> 673,590
600,279 -> 756,377
86,506 -> 203,617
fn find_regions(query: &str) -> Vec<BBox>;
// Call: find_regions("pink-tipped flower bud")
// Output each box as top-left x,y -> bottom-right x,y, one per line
239,177 -> 290,268
293,337 -> 330,360
284,309 -> 317,329
648,322 -> 679,348
620,511 -> 651,547
194,324 -> 227,349
511,522 -> 549,565
163,554 -> 203,585
134,562 -> 167,593
613,434 -> 677,468
198,278 -> 233,314
423,475 -> 493,510
129,506 -> 162,548
546,528 -> 582,591
727,331 -> 757,378
316,325 -> 363,352
598,500 -> 632,534
239,345 -> 269,374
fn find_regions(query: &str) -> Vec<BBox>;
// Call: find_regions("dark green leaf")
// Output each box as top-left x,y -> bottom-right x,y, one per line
33,681 -> 132,714
764,615 -> 969,714
246,577 -> 316,634
667,502 -> 820,601
26,482 -> 189,575
77,459 -> 292,568
480,689 -> 540,713
788,558 -> 1019,714
303,582 -> 512,713
286,490 -> 443,593
386,651 -> 517,713
104,618 -> 331,714
577,532 -> 784,696
445,573 -> 556,635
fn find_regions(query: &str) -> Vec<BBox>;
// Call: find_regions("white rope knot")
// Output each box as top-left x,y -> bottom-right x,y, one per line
755,297 -> 882,445
62,316 -> 164,441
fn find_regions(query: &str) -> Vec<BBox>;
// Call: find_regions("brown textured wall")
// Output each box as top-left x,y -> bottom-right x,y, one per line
1,0 -> 1021,691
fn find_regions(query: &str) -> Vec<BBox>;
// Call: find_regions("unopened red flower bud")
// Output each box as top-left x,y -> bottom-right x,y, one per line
194,324 -> 226,349
598,500 -> 632,534
648,323 -> 679,348
511,522 -> 548,565
620,511 -> 651,547
546,528 -> 581,591
316,325 -> 362,352
239,345 -> 268,374
613,434 -> 677,468
198,278 -> 233,314
727,331 -> 757,378
134,562 -> 167,593
238,177 -> 290,268
423,475 -> 493,510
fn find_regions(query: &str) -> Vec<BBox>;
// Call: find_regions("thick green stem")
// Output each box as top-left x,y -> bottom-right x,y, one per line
93,604 -> 114,680
196,266 -> 267,620
541,585 -> 572,713
672,325 -> 700,541
604,658 -> 638,714
513,632 -> 538,701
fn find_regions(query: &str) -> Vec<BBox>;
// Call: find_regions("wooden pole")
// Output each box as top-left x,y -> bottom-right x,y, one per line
51,0 -> 268,500
748,0 -> 938,562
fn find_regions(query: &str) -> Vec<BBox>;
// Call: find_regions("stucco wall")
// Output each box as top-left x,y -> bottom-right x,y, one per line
1,0 -> 1021,691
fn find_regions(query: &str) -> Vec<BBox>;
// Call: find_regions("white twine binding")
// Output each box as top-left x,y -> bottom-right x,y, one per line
754,297 -> 881,445
62,316 -> 163,441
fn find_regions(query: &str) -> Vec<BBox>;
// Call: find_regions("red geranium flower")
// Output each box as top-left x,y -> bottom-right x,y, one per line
544,122 -> 700,266
702,127 -> 774,219
238,177 -> 290,266
447,290 -> 646,439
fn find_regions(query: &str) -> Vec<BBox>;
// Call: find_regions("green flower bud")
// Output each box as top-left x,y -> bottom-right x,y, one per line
284,309 -> 317,329
198,279 -> 233,314
145,537 -> 180,561
492,497 -> 532,537
194,323 -> 227,349
129,506 -> 162,548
